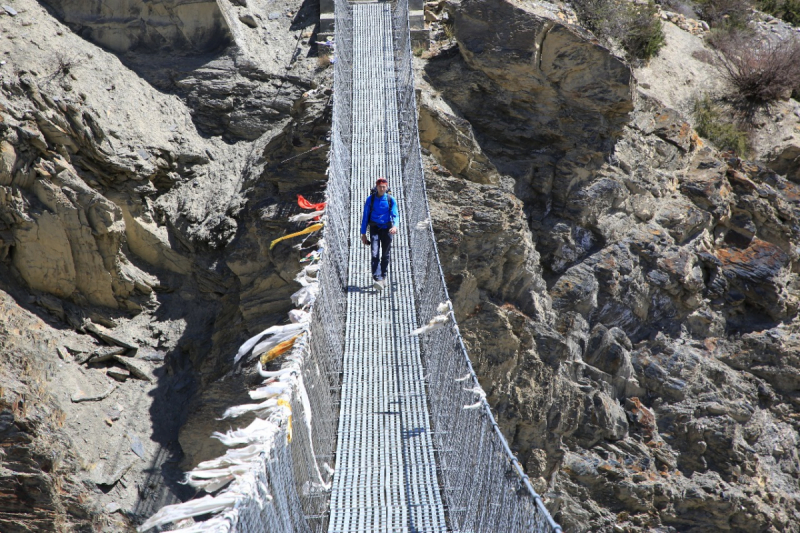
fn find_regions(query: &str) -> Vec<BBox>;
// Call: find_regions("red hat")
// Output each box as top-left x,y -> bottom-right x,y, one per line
376,177 -> 388,184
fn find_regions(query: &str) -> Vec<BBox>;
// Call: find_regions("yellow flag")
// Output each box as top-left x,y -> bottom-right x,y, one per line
277,398 -> 292,443
260,334 -> 300,366
270,223 -> 324,250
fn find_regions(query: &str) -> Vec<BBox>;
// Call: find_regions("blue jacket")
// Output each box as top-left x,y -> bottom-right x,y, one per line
360,193 -> 398,234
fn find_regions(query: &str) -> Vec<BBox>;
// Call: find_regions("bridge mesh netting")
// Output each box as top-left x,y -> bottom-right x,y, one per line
328,2 -> 447,532
147,1 -> 562,532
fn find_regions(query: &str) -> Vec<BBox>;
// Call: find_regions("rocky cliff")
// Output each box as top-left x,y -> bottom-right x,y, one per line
3,0 -> 800,531
0,0 -> 330,528
420,0 -> 800,530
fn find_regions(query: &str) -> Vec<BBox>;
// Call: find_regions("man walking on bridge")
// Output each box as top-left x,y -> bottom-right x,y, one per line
360,177 -> 398,291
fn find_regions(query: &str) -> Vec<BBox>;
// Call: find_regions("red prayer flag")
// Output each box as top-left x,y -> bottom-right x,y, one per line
297,195 -> 326,211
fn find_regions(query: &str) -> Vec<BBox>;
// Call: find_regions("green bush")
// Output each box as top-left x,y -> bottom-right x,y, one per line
572,0 -> 666,61
786,0 -> 800,24
758,0 -> 780,12
693,95 -> 750,156
758,0 -> 800,25
696,0 -> 753,28
622,1 -> 666,60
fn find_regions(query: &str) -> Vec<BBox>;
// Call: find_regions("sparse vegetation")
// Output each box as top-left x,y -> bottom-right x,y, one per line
758,0 -> 800,25
693,95 -> 751,155
622,1 -> 666,60
53,52 -> 82,78
442,20 -> 455,41
44,52 -> 83,84
571,0 -> 665,60
696,0 -> 752,28
713,32 -> 800,106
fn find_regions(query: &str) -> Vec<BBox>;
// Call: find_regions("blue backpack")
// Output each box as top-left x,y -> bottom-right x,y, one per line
367,187 -> 395,229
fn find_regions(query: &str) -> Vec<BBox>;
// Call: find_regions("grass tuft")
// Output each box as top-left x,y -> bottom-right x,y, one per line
693,95 -> 750,156
572,0 -> 666,61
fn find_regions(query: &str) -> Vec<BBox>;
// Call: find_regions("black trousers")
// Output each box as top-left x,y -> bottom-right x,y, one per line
370,226 -> 393,280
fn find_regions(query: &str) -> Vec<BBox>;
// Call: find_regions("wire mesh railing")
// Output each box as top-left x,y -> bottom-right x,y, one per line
389,1 -> 563,531
222,3 -> 355,531
139,0 -> 561,530
284,1 -> 354,529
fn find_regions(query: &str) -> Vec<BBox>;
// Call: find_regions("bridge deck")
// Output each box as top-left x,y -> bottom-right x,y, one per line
327,3 -> 448,532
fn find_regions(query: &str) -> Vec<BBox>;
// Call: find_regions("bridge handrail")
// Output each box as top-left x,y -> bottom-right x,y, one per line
387,1 -> 563,531
138,0 -> 562,530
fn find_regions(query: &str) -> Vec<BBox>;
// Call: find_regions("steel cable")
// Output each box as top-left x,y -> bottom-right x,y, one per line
228,1 -> 562,531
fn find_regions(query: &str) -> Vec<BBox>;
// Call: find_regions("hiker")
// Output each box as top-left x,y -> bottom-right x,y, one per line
360,177 -> 398,290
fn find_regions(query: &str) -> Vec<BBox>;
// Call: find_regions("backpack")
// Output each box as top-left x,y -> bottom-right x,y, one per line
367,187 -> 395,229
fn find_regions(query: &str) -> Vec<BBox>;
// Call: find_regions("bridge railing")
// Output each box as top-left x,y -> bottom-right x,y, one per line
140,0 -> 561,529
224,2 -> 354,531
139,10 -> 353,526
290,0 -> 354,530
389,1 -> 563,531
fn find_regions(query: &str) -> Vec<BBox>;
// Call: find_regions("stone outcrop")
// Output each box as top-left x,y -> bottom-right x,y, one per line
430,0 -> 633,186
0,71 -> 227,311
0,291 -> 102,532
766,139 -> 800,183
420,0 -> 800,530
41,0 -> 231,53
0,0 -> 330,526
175,61 -> 310,141
418,90 -> 500,185
426,170 -> 551,322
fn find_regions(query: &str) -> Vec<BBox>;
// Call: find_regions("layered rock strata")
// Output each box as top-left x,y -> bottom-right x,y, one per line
421,0 -> 800,530
0,0 -> 331,527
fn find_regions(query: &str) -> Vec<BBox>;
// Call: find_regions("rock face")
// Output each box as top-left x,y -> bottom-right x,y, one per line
0,291 -> 105,532
420,0 -> 800,530
431,0 -> 633,184
426,169 -> 551,322
5,0 -> 800,530
41,0 -> 231,53
175,61 -> 307,141
0,0 -> 330,527
0,67 -> 224,313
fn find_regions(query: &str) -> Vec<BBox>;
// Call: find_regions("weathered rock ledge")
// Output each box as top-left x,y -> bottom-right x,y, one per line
419,0 -> 800,530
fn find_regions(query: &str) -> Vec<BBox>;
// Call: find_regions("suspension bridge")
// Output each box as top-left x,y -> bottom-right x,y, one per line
139,1 -> 562,532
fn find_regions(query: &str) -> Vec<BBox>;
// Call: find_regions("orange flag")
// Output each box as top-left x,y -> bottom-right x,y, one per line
297,195 -> 326,211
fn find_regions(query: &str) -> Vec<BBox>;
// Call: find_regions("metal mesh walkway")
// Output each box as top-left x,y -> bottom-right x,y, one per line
136,1 -> 564,531
328,3 -> 447,532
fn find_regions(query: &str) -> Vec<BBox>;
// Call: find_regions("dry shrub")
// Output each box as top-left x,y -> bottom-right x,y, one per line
697,0 -> 752,28
572,0 -> 665,60
317,53 -> 332,69
715,33 -> 800,105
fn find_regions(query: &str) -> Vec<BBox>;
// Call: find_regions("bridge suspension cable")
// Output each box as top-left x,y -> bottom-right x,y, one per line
138,1 -> 563,531
324,0 -> 563,531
